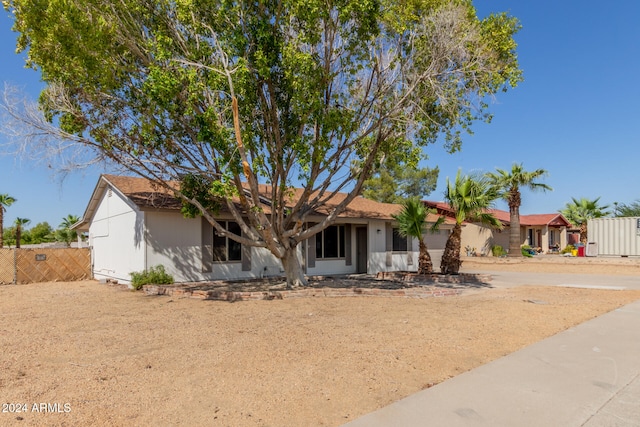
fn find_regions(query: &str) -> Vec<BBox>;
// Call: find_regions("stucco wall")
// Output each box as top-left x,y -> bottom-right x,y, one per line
94,205 -> 452,283
144,211 -> 204,282
145,211 -> 288,282
89,188 -> 145,283
459,223 -> 509,256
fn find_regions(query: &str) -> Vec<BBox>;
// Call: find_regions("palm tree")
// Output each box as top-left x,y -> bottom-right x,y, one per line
14,217 -> 31,248
58,214 -> 80,246
441,171 -> 502,275
60,214 -> 80,229
487,163 -> 552,257
561,197 -> 610,243
613,200 -> 640,217
392,198 -> 443,274
0,194 -> 17,248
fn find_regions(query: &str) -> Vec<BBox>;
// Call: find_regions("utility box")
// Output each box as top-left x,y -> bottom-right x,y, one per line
586,242 -> 598,257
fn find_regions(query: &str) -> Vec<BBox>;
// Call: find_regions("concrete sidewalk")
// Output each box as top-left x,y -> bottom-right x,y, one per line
343,299 -> 640,427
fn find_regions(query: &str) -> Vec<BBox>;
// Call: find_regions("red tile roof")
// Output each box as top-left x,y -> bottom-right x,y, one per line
423,200 -> 570,227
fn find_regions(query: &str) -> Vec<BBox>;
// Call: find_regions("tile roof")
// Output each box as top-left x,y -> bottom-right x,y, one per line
423,200 -> 570,227
101,175 -> 453,224
103,175 -> 183,210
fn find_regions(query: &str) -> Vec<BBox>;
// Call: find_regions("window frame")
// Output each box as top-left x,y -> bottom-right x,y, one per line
392,228 -> 408,252
315,225 -> 346,259
213,221 -> 242,262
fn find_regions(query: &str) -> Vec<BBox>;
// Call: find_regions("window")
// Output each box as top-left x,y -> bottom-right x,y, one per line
316,225 -> 345,259
392,228 -> 408,252
213,221 -> 242,262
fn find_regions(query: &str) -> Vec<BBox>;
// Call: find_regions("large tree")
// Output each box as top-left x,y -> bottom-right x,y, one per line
28,221 -> 55,244
487,163 -> 551,257
440,171 -> 501,274
3,0 -> 521,286
561,197 -> 610,243
392,198 -> 442,274
0,193 -> 17,248
363,163 -> 439,204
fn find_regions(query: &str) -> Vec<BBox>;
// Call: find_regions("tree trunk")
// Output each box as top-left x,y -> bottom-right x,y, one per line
440,223 -> 462,275
15,226 -> 21,249
417,238 -> 433,275
579,222 -> 588,243
508,203 -> 522,257
280,245 -> 308,289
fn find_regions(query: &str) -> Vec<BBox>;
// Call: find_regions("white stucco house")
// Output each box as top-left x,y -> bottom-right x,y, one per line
74,175 -> 455,284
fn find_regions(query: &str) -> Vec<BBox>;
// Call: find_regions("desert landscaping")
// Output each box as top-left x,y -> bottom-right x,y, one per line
1,257 -> 639,427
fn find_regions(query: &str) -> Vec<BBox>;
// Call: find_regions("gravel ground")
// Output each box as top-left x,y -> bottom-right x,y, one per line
1,258 -> 639,427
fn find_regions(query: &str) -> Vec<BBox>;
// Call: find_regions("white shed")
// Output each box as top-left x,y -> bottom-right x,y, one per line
588,217 -> 640,257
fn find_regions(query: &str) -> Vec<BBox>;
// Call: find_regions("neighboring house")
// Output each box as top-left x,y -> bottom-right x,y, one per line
423,201 -> 571,255
73,175 -> 455,284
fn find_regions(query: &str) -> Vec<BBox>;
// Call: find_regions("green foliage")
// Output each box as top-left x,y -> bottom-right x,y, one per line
444,170 -> 501,227
179,174 -> 224,218
520,245 -> 534,257
2,226 -> 16,247
392,198 -> 442,240
613,200 -> 640,217
5,0 -> 522,286
560,197 -> 610,228
393,198 -> 428,240
561,244 -> 575,254
26,222 -> 55,244
487,163 -> 551,257
363,163 -> 439,204
56,214 -> 80,245
491,245 -> 506,257
440,170 -> 501,274
487,163 -> 552,208
0,193 -> 17,248
13,217 -> 30,248
0,194 -> 17,211
130,265 -> 174,291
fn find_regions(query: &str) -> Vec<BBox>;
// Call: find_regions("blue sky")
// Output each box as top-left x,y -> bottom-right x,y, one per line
1,1 -> 639,228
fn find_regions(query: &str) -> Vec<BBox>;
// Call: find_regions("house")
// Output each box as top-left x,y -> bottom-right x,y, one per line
73,175 -> 455,284
423,201 -> 571,255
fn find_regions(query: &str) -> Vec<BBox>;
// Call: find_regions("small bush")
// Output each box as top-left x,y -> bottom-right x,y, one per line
491,245 -> 506,257
130,265 -> 174,290
521,245 -> 534,257
561,244 -> 575,254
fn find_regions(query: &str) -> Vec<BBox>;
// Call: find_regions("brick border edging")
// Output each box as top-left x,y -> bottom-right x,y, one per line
143,284 -> 462,302
375,271 -> 492,283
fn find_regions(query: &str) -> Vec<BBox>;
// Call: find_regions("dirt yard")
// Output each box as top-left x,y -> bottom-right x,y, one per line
1,258 -> 639,427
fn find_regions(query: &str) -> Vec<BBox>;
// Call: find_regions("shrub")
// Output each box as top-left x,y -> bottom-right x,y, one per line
491,245 -> 506,257
130,265 -> 174,290
520,245 -> 534,257
560,244 -> 575,254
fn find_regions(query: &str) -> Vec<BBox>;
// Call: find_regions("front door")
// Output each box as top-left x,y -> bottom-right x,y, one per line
356,227 -> 368,274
